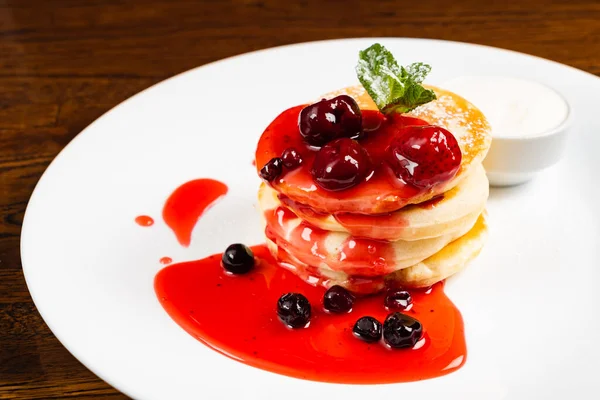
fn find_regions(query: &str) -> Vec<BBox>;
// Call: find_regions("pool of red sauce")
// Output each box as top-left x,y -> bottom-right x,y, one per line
155,245 -> 465,384
153,175 -> 467,384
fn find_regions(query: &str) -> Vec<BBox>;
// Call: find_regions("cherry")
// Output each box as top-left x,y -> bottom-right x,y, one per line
259,157 -> 283,182
298,95 -> 362,146
311,138 -> 372,191
323,285 -> 355,313
387,125 -> 461,189
384,290 -> 412,310
353,316 -> 382,343
277,293 -> 311,328
221,244 -> 255,274
281,147 -> 303,169
383,312 -> 423,349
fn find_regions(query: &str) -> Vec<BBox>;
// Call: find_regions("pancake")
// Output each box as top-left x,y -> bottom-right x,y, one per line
258,188 -> 481,277
262,163 -> 489,241
265,213 -> 488,294
254,85 -> 492,215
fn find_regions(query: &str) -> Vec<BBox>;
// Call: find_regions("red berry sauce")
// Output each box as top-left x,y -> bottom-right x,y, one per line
153,178 -> 467,384
264,205 -> 397,278
162,178 -> 228,247
278,193 -> 410,241
155,245 -> 466,384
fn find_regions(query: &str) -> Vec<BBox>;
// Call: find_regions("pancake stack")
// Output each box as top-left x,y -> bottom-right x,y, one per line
256,85 -> 491,294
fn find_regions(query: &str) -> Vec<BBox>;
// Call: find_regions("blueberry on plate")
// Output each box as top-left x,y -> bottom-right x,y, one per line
277,293 -> 311,328
323,285 -> 355,313
384,289 -> 412,310
352,316 -> 382,342
221,243 -> 254,274
383,312 -> 423,349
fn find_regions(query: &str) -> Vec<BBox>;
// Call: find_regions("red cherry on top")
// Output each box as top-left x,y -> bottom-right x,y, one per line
387,125 -> 462,189
298,95 -> 362,146
311,138 -> 372,191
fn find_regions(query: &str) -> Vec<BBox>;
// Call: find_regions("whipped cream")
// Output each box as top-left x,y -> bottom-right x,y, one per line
442,76 -> 569,138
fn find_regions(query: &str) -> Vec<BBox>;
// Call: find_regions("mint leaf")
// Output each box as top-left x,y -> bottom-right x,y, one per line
356,43 -> 436,114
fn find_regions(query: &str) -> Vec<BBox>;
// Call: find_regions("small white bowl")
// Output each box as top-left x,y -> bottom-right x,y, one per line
483,115 -> 571,186
443,76 -> 572,186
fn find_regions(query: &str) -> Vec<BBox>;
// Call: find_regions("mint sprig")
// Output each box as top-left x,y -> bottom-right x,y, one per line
356,43 -> 436,114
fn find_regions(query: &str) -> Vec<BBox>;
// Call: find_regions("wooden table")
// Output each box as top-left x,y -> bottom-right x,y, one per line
0,0 -> 598,398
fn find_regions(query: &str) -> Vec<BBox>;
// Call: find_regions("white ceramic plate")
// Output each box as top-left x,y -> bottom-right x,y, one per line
21,38 -> 600,400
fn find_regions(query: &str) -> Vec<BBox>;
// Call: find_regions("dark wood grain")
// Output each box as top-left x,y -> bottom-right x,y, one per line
0,0 -> 598,398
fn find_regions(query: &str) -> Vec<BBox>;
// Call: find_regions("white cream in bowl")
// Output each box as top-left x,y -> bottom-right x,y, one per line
443,76 -> 571,186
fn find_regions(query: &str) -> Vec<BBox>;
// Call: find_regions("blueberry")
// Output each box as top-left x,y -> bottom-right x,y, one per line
352,316 -> 382,342
383,312 -> 423,349
384,290 -> 413,310
277,293 -> 311,328
281,147 -> 303,169
260,157 -> 283,182
221,244 -> 254,274
323,285 -> 355,313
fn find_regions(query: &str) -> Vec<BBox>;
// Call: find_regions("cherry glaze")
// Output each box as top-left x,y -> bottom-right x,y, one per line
155,245 -> 466,384
277,190 -> 448,240
278,193 -> 410,240
162,179 -> 228,247
255,106 -> 432,214
135,215 -> 154,227
264,205 -> 396,276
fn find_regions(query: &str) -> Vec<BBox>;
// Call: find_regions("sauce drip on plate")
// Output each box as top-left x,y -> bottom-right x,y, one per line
159,257 -> 173,265
162,179 -> 228,247
134,215 -> 154,226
